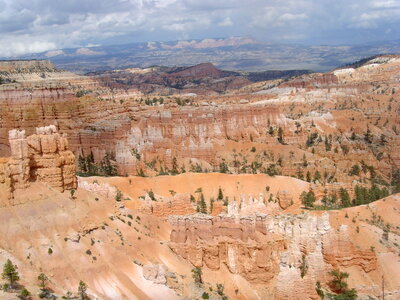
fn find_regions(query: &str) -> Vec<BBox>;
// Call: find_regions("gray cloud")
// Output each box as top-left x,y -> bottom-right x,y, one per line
0,0 -> 399,56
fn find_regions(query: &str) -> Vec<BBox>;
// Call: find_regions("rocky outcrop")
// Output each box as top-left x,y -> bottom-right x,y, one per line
322,225 -> 377,272
77,177 -> 117,199
0,158 -> 12,201
1,57 -> 399,204
0,60 -> 56,73
140,194 -> 196,217
169,214 -> 287,283
169,212 -> 378,298
142,264 -> 168,284
277,190 -> 293,209
0,125 -> 77,202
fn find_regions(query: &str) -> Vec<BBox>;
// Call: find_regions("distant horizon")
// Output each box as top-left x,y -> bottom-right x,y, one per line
1,0 -> 399,57
4,35 -> 399,59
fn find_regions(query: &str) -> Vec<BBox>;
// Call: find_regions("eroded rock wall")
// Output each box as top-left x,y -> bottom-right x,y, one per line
0,125 -> 77,203
169,212 -> 378,298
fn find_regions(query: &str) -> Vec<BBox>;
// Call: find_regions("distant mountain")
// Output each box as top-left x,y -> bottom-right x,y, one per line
12,37 -> 400,73
88,62 -> 311,95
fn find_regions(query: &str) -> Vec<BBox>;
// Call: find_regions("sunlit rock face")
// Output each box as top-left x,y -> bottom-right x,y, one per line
0,125 -> 76,204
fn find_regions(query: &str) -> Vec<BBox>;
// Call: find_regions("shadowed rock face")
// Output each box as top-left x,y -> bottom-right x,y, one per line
168,63 -> 224,78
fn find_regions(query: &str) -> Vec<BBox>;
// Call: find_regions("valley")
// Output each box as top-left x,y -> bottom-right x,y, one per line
0,55 -> 399,299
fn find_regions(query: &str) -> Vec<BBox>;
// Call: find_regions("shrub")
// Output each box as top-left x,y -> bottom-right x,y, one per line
201,292 -> 210,299
216,283 -> 225,296
306,132 -> 319,147
147,190 -> 155,201
219,161 -> 229,173
266,164 -> 279,176
191,267 -> 203,284
115,189 -> 122,202
300,254 -> 308,278
348,165 -> 360,176
20,288 -> 31,299
315,281 -> 324,299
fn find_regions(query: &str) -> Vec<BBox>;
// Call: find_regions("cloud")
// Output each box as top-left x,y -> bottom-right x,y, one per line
0,0 -> 398,57
371,0 -> 399,9
279,13 -> 308,22
349,0 -> 400,29
1,39 -> 56,57
218,17 -> 233,27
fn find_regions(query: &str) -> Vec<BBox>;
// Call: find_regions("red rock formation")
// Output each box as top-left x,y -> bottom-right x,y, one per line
169,211 -> 381,298
322,225 -> 377,272
169,214 -> 286,283
0,57 -> 399,202
0,125 -> 77,202
140,194 -> 195,217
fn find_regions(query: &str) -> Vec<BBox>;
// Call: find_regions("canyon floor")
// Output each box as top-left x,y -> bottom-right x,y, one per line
0,56 -> 399,299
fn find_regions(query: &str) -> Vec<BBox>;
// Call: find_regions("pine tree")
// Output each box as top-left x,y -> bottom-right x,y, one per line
2,259 -> 19,288
171,157 -> 179,175
327,270 -> 357,300
339,188 -> 351,207
38,273 -> 49,291
217,187 -> 224,200
306,171 -> 311,182
364,127 -> 373,143
78,280 -> 88,300
198,193 -> 207,214
302,154 -> 308,167
313,170 -> 321,183
209,198 -> 214,214
328,270 -> 349,294
277,127 -> 284,144
301,191 -> 316,208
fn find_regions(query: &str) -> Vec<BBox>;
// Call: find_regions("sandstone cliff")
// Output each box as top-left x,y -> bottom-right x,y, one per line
0,125 -> 76,204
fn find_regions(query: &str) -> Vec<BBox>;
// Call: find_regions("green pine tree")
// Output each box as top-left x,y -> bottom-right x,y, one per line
217,187 -> 224,200
339,188 -> 351,207
38,273 -> 49,291
198,193 -> 207,214
2,259 -> 19,288
78,280 -> 88,300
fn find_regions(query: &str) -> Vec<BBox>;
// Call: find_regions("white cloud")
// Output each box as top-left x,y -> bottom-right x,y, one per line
218,17 -> 233,27
1,40 -> 56,57
279,13 -> 308,22
371,0 -> 399,9
350,1 -> 400,28
0,0 -> 398,56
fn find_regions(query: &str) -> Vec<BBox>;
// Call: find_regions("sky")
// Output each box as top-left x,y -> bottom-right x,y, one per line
0,0 -> 399,57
